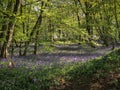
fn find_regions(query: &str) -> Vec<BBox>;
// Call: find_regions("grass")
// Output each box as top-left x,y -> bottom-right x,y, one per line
0,48 -> 120,90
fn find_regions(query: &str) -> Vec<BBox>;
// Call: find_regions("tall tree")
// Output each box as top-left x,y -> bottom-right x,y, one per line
0,0 -> 22,58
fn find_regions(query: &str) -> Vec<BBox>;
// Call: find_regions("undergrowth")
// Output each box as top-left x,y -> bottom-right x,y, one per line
0,48 -> 120,90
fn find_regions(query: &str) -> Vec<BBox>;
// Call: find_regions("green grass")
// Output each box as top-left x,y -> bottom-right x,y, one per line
0,48 -> 120,90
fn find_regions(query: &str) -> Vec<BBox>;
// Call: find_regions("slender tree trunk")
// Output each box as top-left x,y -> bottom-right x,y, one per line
34,30 -> 39,54
23,4 -> 31,56
113,0 -> 119,40
23,1 -> 44,55
32,1 -> 45,54
85,2 -> 92,36
33,8 -> 43,54
48,19 -> 54,43
84,1 -> 94,47
0,0 -> 21,58
11,41 -> 14,56
1,20 -> 15,58
74,0 -> 80,27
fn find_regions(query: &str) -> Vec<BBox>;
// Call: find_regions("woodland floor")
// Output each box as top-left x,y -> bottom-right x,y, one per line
0,44 -> 120,90
3,44 -> 117,68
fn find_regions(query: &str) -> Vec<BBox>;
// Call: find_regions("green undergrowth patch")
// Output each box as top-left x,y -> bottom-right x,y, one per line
0,48 -> 120,90
0,67 -> 59,90
65,48 -> 120,90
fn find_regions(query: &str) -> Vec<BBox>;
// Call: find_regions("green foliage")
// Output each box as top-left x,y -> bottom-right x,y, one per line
0,0 -> 120,89
0,48 -> 120,89
13,31 -> 29,42
0,68 -> 56,90
40,42 -> 55,53
67,48 -> 120,79
59,48 -> 120,89
1,0 -> 120,56
0,61 -> 9,68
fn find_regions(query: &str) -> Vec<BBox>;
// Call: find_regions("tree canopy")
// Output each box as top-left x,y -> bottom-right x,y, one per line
0,0 -> 120,57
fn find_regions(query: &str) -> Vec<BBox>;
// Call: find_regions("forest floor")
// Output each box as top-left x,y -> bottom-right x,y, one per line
0,44 -> 120,90
6,44 -> 116,68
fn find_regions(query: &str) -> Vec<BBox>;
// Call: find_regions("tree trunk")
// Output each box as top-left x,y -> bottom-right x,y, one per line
113,0 -> 119,39
1,23 -> 14,58
85,2 -> 92,35
31,1 -> 44,54
0,0 -> 21,58
74,0 -> 80,27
